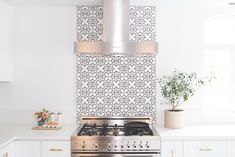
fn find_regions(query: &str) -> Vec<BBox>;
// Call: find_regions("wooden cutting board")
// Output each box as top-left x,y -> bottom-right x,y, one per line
32,126 -> 61,130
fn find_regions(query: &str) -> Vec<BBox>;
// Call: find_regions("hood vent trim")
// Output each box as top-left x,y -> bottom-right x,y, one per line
74,41 -> 158,56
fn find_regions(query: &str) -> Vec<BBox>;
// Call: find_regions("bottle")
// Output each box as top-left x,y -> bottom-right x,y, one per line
49,112 -> 55,122
57,112 -> 63,125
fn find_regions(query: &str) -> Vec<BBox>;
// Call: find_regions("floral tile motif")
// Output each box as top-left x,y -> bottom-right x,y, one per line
76,6 -> 157,122
77,6 -> 156,42
130,6 -> 156,41
77,6 -> 103,41
77,55 -> 157,120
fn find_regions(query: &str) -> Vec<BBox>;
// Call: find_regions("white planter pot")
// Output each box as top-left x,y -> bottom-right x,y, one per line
164,109 -> 184,129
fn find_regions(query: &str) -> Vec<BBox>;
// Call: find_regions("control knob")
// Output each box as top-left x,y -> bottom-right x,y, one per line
82,141 -> 86,149
133,142 -> 137,148
139,142 -> 143,148
146,142 -> 150,148
107,143 -> 111,150
127,142 -> 130,149
95,143 -> 99,149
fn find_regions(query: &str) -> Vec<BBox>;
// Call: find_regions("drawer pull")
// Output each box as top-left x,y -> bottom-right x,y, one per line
199,148 -> 212,152
3,152 -> 8,157
49,148 -> 63,152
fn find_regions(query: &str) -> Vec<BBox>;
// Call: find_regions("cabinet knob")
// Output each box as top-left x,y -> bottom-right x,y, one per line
171,150 -> 174,157
49,148 -> 63,152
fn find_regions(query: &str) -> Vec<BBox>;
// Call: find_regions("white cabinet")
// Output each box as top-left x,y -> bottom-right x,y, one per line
14,141 -> 41,157
42,141 -> 70,157
227,141 -> 235,157
161,141 -> 183,157
0,52 -> 12,82
184,141 -> 226,157
161,140 -> 227,157
0,1 -> 13,82
0,143 -> 14,157
14,140 -> 70,157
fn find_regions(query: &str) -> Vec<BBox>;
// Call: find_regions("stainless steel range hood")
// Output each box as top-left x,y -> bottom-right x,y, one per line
74,0 -> 158,55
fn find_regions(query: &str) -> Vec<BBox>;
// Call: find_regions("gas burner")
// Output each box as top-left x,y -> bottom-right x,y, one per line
125,122 -> 153,136
77,122 -> 153,136
113,124 -> 119,136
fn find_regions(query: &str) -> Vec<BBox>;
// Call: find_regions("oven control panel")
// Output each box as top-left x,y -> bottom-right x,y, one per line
72,137 -> 160,152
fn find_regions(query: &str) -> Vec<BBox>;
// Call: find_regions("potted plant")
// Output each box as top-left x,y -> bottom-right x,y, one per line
158,70 -> 212,129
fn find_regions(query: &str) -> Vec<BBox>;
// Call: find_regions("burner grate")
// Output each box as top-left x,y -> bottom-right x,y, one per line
77,122 -> 153,136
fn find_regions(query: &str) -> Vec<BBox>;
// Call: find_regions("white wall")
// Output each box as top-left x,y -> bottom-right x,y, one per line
156,0 -> 206,125
0,5 -> 77,124
0,0 -> 205,125
0,0 -> 234,125
157,0 -> 235,125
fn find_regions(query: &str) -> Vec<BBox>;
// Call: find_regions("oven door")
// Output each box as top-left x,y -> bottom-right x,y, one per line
72,152 -> 160,157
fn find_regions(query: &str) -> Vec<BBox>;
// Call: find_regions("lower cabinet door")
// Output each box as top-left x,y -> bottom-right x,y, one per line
42,141 -> 70,157
161,141 -> 183,157
184,141 -> 226,157
0,143 -> 14,157
14,141 -> 41,157
228,141 -> 235,157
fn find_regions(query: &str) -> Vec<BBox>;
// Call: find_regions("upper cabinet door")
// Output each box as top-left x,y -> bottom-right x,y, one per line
184,141 -> 226,157
42,141 -> 70,157
0,52 -> 12,82
0,1 -> 13,82
161,141 -> 183,157
14,141 -> 41,157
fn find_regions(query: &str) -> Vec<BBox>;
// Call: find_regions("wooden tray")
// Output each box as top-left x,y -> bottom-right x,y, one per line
32,126 -> 61,130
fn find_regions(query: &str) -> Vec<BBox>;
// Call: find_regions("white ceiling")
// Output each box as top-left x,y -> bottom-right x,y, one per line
2,0 -> 234,7
162,0 -> 233,7
2,0 -> 157,6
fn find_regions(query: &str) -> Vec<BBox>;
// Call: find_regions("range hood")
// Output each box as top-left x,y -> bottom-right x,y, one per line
74,0 -> 158,55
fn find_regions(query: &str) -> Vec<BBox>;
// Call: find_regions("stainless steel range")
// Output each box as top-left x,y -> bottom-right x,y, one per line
71,117 -> 161,157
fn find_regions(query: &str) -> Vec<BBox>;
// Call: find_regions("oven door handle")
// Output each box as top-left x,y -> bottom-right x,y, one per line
72,153 -> 160,157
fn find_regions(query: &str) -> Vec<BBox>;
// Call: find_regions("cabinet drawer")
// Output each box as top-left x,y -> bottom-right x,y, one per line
14,141 -> 41,157
15,141 -> 41,157
184,141 -> 226,157
161,141 -> 183,157
42,141 -> 70,157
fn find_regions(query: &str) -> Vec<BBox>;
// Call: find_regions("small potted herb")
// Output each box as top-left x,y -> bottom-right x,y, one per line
158,70 -> 212,129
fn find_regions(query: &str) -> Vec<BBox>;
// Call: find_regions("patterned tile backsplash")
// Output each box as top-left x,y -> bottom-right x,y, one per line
76,6 -> 157,122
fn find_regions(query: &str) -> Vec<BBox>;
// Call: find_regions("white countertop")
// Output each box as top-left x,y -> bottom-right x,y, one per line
0,124 -> 78,149
2,124 -> 235,149
157,124 -> 235,140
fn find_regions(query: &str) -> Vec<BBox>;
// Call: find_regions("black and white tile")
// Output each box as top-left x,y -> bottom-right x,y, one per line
76,6 -> 157,122
77,6 -> 103,41
130,6 -> 156,41
77,6 -> 156,42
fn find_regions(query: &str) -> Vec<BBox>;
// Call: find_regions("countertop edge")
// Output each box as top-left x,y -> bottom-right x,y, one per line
0,124 -> 78,150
